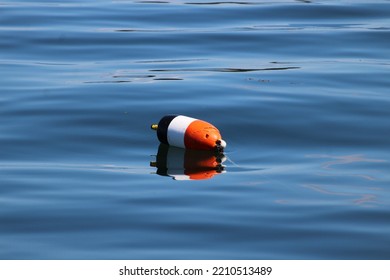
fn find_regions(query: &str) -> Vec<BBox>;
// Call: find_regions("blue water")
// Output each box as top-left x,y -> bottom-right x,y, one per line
1,0 -> 390,259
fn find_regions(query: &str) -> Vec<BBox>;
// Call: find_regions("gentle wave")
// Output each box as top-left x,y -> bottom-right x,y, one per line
1,0 -> 390,259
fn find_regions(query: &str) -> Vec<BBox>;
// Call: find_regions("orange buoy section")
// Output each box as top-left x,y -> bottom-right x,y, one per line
184,119 -> 222,150
151,115 -> 227,152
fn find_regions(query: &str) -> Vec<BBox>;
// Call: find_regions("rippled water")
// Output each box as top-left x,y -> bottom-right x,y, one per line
1,0 -> 390,259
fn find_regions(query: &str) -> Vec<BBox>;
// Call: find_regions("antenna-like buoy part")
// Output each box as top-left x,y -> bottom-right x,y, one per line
151,115 -> 227,152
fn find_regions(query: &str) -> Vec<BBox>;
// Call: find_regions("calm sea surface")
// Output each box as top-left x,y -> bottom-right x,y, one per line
1,0 -> 390,259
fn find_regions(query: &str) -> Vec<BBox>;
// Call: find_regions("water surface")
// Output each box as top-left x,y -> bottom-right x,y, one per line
1,0 -> 390,259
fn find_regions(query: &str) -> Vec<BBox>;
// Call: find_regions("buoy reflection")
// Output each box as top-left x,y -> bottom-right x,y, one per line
150,144 -> 226,180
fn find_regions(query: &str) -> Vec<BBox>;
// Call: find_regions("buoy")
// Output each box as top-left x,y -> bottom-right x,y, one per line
151,115 -> 227,152
150,144 -> 226,180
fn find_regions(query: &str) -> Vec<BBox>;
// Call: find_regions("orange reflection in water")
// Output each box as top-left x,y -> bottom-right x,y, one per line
150,144 -> 226,181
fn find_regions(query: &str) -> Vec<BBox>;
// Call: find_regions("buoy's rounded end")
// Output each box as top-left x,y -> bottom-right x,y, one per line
215,139 -> 226,154
219,139 -> 227,149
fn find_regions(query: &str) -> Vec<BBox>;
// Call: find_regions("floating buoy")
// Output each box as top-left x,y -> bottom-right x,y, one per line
151,115 -> 227,152
150,144 -> 226,180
